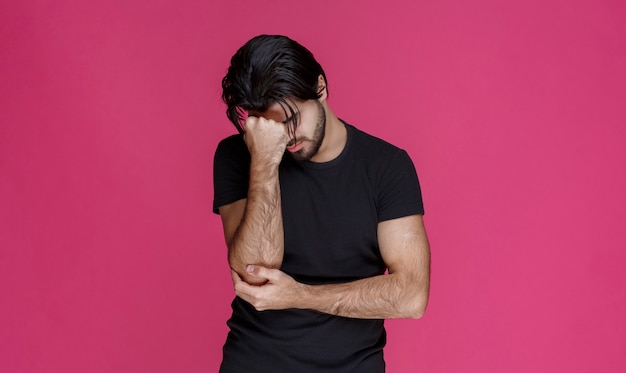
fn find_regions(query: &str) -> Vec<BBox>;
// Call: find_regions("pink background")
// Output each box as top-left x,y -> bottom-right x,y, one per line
2,0 -> 625,371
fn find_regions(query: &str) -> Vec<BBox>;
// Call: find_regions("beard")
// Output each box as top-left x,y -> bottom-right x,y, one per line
289,100 -> 326,162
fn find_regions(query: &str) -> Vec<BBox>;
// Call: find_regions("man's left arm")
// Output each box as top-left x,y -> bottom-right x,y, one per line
232,214 -> 430,319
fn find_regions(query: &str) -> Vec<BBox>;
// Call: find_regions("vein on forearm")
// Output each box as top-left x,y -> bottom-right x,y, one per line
308,273 -> 426,319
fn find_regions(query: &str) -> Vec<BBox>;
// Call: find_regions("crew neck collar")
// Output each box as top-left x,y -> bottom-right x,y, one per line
299,119 -> 352,170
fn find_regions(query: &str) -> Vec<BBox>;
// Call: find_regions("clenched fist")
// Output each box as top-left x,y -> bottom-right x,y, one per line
243,116 -> 289,166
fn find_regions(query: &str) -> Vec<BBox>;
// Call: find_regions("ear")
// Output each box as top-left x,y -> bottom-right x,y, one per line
316,75 -> 328,102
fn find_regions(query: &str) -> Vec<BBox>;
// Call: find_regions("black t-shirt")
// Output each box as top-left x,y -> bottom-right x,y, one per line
213,122 -> 424,372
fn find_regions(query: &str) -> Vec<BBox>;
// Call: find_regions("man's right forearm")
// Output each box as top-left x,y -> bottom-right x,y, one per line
228,160 -> 284,284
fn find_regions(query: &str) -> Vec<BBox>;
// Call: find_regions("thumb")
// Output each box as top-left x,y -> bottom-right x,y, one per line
247,265 -> 279,282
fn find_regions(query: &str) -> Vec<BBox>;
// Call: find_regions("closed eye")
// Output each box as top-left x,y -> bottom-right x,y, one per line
282,114 -> 297,125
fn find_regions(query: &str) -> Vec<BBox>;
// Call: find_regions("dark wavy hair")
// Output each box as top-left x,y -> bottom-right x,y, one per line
221,35 -> 328,134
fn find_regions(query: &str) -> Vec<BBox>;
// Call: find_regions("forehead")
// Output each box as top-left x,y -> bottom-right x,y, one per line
248,99 -> 303,122
248,102 -> 288,121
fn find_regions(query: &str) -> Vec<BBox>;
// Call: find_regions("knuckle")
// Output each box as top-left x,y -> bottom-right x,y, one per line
254,302 -> 266,311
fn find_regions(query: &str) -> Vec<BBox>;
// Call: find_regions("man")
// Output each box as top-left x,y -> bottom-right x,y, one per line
213,35 -> 430,372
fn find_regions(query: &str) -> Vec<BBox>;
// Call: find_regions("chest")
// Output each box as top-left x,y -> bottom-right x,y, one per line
278,161 -> 385,283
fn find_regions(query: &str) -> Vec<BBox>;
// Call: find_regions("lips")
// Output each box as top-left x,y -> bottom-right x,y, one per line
286,142 -> 304,153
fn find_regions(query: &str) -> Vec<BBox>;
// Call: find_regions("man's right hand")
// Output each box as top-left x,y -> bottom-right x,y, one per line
243,116 -> 289,166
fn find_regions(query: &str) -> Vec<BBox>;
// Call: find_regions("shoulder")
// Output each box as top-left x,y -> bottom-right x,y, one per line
213,133 -> 250,180
216,133 -> 247,154
213,134 -> 250,214
214,133 -> 249,163
345,122 -> 411,168
344,123 -> 424,219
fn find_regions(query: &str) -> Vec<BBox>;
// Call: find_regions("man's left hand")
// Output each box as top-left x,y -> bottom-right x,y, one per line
231,265 -> 306,311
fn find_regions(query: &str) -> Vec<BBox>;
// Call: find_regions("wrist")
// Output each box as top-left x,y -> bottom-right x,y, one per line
250,157 -> 280,176
250,149 -> 283,168
296,282 -> 313,309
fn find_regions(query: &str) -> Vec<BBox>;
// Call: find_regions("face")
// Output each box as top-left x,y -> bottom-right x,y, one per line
251,99 -> 326,162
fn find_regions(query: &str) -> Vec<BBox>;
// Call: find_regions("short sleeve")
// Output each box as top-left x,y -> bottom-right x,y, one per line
213,135 -> 250,214
376,150 -> 424,222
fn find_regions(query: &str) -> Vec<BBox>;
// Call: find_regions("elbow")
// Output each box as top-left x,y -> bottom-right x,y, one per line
229,259 -> 282,282
405,288 -> 429,319
228,251 -> 283,285
227,247 -> 283,272
407,301 -> 428,319
389,273 -> 430,319
407,302 -> 427,319
228,256 -> 282,273
405,298 -> 427,319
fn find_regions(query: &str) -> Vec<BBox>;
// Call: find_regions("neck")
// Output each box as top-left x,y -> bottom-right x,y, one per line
310,105 -> 346,163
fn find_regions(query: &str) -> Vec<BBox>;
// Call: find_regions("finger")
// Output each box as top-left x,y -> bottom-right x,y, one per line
231,270 -> 252,297
233,275 -> 255,297
245,115 -> 258,125
233,279 -> 268,311
247,265 -> 282,282
230,269 -> 242,284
